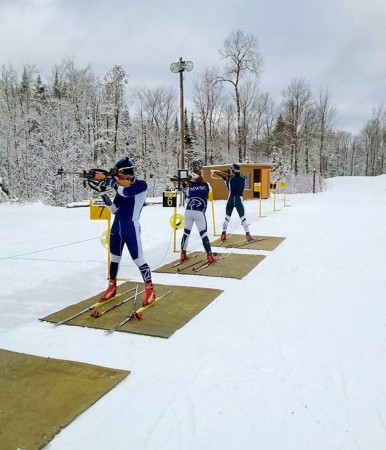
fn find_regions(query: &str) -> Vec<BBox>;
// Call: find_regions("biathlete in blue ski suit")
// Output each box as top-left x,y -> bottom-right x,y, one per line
219,163 -> 251,242
99,157 -> 155,306
179,169 -> 216,264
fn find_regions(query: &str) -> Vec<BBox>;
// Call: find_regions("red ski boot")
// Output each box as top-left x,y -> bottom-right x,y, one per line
221,232 -> 226,241
143,282 -> 155,306
207,252 -> 217,264
246,232 -> 252,242
180,250 -> 188,262
101,279 -> 117,301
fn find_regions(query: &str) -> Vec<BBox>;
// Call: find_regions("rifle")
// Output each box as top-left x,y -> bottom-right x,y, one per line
169,175 -> 191,191
57,168 -> 130,191
210,169 -> 231,180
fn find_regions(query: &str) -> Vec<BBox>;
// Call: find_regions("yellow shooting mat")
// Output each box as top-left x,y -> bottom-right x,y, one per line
40,282 -> 223,339
211,234 -> 285,251
0,348 -> 129,450
155,252 -> 266,279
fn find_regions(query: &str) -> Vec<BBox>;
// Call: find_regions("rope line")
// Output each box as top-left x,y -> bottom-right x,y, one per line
0,237 -> 99,261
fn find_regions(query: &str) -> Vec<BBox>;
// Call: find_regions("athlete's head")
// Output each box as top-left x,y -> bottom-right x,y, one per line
230,163 -> 240,174
115,157 -> 135,180
189,169 -> 203,183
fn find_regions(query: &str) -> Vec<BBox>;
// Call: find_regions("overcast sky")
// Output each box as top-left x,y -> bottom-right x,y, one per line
1,0 -> 386,134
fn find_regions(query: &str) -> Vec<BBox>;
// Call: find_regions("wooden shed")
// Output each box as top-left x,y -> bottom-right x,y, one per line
202,163 -> 272,200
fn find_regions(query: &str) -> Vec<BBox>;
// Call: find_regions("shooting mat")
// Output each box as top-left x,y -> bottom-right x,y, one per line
211,234 -> 285,251
40,282 -> 223,339
0,348 -> 129,450
155,251 -> 266,279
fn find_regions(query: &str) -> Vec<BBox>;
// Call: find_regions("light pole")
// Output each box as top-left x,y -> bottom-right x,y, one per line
170,57 -> 193,169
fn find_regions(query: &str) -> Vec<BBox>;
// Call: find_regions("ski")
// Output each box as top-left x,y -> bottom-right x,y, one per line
90,287 -> 145,317
55,286 -> 137,325
176,256 -> 208,272
192,252 -> 232,272
167,252 -> 201,269
106,290 -> 173,333
217,234 -> 232,246
225,237 -> 269,249
226,238 -> 256,248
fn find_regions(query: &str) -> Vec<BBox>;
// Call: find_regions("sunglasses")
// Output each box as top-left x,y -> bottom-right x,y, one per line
118,167 -> 134,175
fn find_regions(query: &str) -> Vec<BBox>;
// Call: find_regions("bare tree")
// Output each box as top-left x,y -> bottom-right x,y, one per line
130,85 -> 176,179
315,84 -> 336,175
103,65 -> 128,157
281,78 -> 314,175
193,67 -> 225,164
217,29 -> 263,161
361,106 -> 386,176
249,91 -> 274,161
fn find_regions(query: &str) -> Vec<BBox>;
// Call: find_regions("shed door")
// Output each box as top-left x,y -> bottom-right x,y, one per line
253,169 -> 261,198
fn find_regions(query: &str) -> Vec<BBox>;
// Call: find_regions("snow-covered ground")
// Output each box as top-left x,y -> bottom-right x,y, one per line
1,176 -> 386,450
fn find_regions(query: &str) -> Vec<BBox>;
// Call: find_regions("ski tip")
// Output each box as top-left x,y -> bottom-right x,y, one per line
90,309 -> 100,318
134,312 -> 144,320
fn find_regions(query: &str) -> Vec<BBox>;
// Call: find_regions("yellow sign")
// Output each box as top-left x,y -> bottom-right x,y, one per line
89,199 -> 111,220
163,191 -> 177,207
253,182 -> 261,192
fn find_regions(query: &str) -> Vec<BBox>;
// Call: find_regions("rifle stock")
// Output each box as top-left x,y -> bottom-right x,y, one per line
57,168 -> 131,188
210,169 -> 230,180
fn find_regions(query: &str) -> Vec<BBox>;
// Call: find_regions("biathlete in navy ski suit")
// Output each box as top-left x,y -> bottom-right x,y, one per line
219,163 -> 251,242
99,157 -> 155,306
180,169 -> 216,264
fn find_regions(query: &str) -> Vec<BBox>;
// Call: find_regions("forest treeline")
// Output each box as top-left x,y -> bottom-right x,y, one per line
0,30 -> 385,205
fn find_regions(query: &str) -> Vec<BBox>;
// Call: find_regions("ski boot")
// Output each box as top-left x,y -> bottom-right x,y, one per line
101,279 -> 117,301
246,232 -> 252,242
180,250 -> 188,262
221,232 -> 226,241
207,252 -> 217,264
143,282 -> 155,306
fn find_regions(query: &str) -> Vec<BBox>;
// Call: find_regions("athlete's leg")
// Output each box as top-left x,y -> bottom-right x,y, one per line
109,221 -> 125,278
222,197 -> 235,233
235,197 -> 250,233
101,221 -> 125,300
194,210 -> 211,253
122,220 -> 155,305
181,211 -> 194,251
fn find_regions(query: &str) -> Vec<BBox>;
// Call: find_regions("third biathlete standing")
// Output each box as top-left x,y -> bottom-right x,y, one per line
217,163 -> 251,242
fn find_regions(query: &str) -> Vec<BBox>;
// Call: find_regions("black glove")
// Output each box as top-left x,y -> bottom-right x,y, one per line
100,194 -> 112,206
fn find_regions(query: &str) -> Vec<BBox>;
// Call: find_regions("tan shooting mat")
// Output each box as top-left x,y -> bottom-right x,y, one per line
0,348 -> 129,450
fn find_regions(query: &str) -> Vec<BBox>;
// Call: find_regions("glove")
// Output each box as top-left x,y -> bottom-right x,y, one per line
104,177 -> 118,190
89,179 -> 106,192
100,194 -> 112,206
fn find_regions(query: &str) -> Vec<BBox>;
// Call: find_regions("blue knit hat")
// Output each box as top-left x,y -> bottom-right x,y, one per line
115,157 -> 134,175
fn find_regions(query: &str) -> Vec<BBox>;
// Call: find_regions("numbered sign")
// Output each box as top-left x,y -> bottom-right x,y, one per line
163,191 -> 177,208
253,182 -> 261,192
89,198 -> 111,220
270,181 -> 277,189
